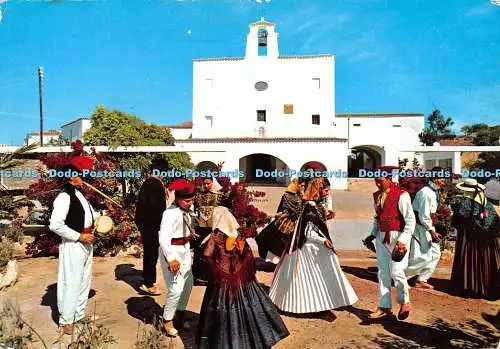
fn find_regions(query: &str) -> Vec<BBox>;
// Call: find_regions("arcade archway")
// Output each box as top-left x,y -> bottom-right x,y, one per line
348,145 -> 383,177
239,153 -> 289,186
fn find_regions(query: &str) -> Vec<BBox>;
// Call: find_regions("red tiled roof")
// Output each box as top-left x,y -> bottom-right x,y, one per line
27,130 -> 61,136
165,121 -> 193,129
439,136 -> 473,146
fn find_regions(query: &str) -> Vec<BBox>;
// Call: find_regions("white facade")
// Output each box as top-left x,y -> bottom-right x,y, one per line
24,131 -> 61,146
170,128 -> 192,140
61,118 -> 92,143
192,18 -> 336,139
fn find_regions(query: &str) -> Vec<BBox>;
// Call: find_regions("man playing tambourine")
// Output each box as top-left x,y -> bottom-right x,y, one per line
49,156 -> 107,335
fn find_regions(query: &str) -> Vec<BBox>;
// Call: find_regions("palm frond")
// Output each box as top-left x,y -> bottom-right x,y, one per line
0,143 -> 39,170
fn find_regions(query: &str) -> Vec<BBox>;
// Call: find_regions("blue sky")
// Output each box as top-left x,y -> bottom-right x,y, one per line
0,0 -> 498,145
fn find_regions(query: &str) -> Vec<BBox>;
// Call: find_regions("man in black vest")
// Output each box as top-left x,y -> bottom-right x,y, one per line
135,158 -> 169,296
49,156 -> 100,335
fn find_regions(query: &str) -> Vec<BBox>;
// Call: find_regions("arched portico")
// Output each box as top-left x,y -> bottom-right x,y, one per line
239,153 -> 289,186
348,145 -> 383,177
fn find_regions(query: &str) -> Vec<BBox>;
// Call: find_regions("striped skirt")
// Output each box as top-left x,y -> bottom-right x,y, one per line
269,239 -> 358,314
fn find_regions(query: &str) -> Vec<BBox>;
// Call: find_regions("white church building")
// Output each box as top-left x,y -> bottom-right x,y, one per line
166,18 -> 424,189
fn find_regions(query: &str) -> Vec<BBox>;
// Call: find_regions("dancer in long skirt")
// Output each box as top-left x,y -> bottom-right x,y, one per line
256,177 -> 305,264
197,206 -> 289,349
451,178 -> 500,300
269,177 -> 358,314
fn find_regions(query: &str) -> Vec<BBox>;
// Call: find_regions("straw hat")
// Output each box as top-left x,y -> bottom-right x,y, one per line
212,206 -> 240,238
456,178 -> 486,192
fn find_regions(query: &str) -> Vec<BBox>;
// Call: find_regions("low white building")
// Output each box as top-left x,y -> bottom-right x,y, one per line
61,117 -> 92,143
24,130 -> 61,146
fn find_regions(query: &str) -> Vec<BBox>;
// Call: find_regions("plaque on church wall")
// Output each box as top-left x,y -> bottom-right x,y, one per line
284,104 -> 293,114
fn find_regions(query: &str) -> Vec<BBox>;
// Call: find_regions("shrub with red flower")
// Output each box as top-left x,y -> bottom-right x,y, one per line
25,140 -> 140,257
214,162 -> 271,239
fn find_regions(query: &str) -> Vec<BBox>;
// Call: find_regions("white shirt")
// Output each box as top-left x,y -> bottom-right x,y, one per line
369,191 -> 415,246
159,205 -> 193,263
49,189 -> 99,242
413,186 -> 437,232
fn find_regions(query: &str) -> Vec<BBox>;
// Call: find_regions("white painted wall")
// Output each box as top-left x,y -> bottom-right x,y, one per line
25,133 -> 61,145
192,19 -> 336,139
61,119 -> 92,142
345,116 -> 424,150
170,128 -> 192,140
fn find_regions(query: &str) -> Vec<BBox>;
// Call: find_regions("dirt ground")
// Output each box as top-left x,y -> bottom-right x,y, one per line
1,181 -> 499,348
2,251 -> 499,349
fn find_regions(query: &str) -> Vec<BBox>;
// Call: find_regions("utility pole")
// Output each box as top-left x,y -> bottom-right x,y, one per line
38,66 -> 44,146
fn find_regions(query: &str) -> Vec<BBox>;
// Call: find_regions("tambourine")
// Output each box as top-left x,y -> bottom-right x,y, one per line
93,215 -> 114,234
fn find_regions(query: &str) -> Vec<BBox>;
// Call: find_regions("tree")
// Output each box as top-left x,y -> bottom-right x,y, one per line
83,106 -> 193,194
419,109 -> 455,145
462,123 -> 500,181
461,123 -> 500,146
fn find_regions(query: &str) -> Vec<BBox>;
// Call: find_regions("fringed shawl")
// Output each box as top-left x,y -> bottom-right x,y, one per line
203,230 -> 256,294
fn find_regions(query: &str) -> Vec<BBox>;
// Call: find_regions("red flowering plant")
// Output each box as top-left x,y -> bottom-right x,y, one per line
397,158 -> 459,250
214,162 -> 271,239
25,140 -> 140,257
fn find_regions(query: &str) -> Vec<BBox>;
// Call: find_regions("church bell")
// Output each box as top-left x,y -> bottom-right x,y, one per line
258,30 -> 267,47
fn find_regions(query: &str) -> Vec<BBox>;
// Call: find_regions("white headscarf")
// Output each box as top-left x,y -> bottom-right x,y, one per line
212,206 -> 240,237
211,178 -> 222,191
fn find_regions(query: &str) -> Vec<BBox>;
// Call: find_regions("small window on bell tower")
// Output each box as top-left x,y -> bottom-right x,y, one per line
258,28 -> 268,56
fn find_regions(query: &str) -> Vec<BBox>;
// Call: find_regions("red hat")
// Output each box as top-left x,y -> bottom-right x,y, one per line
70,156 -> 93,172
376,166 -> 399,178
169,179 -> 195,199
304,162 -> 322,171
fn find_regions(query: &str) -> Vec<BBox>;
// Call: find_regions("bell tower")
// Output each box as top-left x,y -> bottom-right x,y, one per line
245,17 -> 279,59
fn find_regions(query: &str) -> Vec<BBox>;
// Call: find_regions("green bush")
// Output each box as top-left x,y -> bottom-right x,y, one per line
135,318 -> 171,349
0,300 -> 35,348
66,317 -> 116,349
3,220 -> 24,244
0,238 -> 13,269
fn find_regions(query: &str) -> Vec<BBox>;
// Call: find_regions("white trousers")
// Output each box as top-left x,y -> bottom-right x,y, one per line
159,250 -> 193,321
406,227 -> 441,282
57,240 -> 93,325
375,231 -> 410,309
